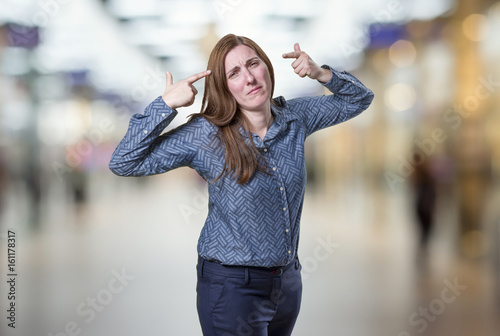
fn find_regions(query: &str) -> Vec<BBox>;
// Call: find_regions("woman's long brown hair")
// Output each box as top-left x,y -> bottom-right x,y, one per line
187,34 -> 276,185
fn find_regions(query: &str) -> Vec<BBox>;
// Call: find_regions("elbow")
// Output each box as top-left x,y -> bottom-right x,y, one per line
108,159 -> 135,177
351,89 -> 375,118
108,148 -> 143,177
362,89 -> 375,111
366,89 -> 375,106
109,162 -> 128,177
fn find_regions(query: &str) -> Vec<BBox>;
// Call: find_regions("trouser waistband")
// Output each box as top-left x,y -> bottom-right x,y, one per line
197,255 -> 300,281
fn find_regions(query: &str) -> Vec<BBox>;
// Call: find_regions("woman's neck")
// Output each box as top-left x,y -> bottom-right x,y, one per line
241,102 -> 274,136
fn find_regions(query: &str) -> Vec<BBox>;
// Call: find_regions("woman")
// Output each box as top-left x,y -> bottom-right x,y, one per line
109,34 -> 374,336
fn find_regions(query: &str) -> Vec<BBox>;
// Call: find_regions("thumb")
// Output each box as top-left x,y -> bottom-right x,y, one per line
294,43 -> 301,52
165,72 -> 173,87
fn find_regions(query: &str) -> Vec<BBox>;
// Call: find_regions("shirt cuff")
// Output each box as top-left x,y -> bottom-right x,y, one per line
320,64 -> 363,91
133,96 -> 179,136
143,96 -> 178,120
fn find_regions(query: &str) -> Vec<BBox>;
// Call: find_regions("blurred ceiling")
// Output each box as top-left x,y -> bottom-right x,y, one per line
1,0 -> 456,100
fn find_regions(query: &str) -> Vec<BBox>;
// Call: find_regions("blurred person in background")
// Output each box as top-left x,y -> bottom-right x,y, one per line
411,149 -> 437,269
66,139 -> 89,225
109,34 -> 373,336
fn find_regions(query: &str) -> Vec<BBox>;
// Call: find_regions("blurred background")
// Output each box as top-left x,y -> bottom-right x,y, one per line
1,0 -> 500,335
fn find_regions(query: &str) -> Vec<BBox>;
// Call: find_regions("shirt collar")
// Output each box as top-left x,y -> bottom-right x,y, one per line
237,96 -> 299,140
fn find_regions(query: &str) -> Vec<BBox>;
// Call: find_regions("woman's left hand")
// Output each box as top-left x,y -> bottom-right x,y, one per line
282,43 -> 332,83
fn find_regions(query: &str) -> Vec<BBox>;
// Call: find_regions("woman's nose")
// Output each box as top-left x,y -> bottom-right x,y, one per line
243,69 -> 255,83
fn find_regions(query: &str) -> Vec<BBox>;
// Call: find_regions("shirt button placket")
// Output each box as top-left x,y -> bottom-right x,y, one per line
267,154 -> 292,261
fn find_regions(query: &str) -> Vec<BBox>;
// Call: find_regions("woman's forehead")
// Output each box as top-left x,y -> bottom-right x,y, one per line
225,45 -> 259,68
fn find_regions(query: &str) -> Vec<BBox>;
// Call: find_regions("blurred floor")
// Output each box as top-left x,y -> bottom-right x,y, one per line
1,169 -> 499,336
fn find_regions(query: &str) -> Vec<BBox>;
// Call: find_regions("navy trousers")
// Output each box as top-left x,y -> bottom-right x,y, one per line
196,256 -> 302,336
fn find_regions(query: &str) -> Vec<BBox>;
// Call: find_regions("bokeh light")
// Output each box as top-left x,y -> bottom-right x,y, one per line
389,39 -> 417,67
385,83 -> 417,111
462,13 -> 490,41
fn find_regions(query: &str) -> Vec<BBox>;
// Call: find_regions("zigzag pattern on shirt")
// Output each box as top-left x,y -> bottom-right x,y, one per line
109,66 -> 374,267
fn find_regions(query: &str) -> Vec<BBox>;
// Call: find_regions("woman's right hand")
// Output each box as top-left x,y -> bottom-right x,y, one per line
161,70 -> 211,109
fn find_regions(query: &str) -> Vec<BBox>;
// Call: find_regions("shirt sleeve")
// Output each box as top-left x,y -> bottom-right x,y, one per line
108,96 -> 203,177
288,64 -> 374,138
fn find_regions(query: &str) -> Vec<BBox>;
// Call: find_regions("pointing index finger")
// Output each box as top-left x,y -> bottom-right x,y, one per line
185,70 -> 211,84
282,51 -> 301,59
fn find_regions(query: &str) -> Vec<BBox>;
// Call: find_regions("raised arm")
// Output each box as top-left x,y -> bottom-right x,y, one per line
282,43 -> 374,137
108,70 -> 211,177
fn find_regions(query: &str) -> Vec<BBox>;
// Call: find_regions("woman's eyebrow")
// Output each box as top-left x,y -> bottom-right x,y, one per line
246,57 -> 260,63
226,57 -> 260,75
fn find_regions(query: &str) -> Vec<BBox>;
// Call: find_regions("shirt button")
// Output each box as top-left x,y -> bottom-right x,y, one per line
285,229 -> 289,233
263,148 -> 268,152
143,130 -> 148,134
161,113 -> 166,117
283,207 -> 286,211
273,167 -> 277,171
288,250 -> 291,254
280,187 -> 283,191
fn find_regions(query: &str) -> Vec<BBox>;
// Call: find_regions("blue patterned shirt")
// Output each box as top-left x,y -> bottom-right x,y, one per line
109,65 -> 374,267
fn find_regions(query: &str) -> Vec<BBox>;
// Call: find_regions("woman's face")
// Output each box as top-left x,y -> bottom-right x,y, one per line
224,45 -> 272,113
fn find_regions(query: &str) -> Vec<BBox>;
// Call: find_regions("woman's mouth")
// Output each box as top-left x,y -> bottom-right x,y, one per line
248,86 -> 262,95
